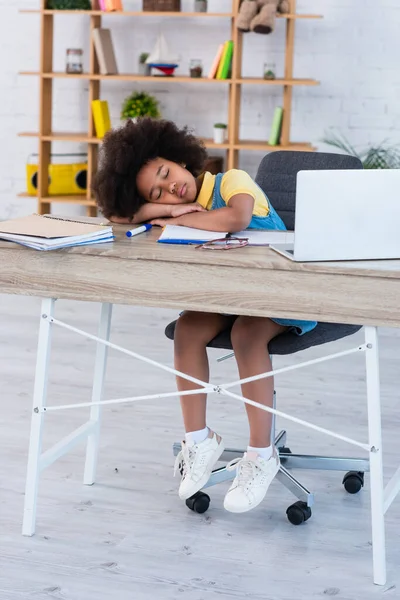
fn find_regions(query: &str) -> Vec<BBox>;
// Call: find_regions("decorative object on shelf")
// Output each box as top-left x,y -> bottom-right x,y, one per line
104,0 -> 123,10
121,91 -> 161,120
46,0 -> 91,8
189,59 -> 203,78
92,28 -> 118,75
263,62 -> 276,79
143,0 -> 181,11
268,106 -> 283,146
146,33 -> 179,76
138,53 -> 150,76
26,154 -> 88,196
237,0 -> 289,34
194,0 -> 207,12
213,123 -> 227,144
322,133 -> 400,169
215,40 -> 233,79
92,100 -> 111,138
66,48 -> 83,74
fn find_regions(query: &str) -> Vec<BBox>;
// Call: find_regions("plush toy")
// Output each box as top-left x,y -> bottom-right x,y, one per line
237,0 -> 290,34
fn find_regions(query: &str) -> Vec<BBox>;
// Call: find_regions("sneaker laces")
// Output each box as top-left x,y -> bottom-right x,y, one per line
174,442 -> 195,478
226,457 -> 259,487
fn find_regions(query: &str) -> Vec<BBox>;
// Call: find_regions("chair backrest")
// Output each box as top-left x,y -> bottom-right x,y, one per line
255,151 -> 363,230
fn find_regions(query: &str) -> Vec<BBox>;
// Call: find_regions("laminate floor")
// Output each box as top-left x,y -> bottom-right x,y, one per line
0,294 -> 399,600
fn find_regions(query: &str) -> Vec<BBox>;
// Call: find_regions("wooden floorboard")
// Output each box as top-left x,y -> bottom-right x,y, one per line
0,294 -> 399,599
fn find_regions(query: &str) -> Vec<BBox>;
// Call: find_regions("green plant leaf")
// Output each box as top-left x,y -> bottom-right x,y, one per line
121,91 -> 161,120
322,131 -> 400,169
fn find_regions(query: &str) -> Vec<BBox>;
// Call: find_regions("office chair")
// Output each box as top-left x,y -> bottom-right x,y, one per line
165,151 -> 366,525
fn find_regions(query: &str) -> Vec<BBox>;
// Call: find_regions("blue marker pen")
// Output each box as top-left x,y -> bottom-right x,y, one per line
126,224 -> 152,238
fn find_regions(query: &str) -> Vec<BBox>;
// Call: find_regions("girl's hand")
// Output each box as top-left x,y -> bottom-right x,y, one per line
150,217 -> 182,227
170,203 -> 205,218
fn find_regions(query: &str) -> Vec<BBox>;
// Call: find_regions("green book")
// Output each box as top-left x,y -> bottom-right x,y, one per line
219,40 -> 234,80
268,107 -> 283,146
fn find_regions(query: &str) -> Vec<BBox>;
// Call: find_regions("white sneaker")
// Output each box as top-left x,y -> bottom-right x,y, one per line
223,450 -> 280,513
174,432 -> 224,500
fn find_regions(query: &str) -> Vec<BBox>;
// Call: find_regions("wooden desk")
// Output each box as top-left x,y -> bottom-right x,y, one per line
1,225 -> 400,327
0,224 -> 399,586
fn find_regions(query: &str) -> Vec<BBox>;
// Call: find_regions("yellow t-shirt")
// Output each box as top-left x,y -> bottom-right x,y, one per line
196,170 -> 270,217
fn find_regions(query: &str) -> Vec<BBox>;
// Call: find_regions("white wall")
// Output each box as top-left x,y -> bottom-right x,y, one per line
2,0 -> 399,219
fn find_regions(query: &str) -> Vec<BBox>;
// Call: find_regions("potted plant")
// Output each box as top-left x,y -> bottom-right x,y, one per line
121,91 -> 161,121
46,0 -> 91,8
322,132 -> 400,169
213,123 -> 227,144
138,53 -> 150,76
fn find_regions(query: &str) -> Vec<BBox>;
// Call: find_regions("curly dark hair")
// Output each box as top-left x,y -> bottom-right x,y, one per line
92,118 -> 208,220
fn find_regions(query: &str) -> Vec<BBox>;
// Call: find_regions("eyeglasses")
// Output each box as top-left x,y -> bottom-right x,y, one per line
196,236 -> 249,251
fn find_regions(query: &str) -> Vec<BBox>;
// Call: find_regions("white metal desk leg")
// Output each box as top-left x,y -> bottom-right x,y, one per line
83,303 -> 113,485
22,298 -> 55,536
365,326 -> 386,586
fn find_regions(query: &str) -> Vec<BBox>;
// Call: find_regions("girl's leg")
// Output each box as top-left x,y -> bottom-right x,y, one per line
224,316 -> 287,513
174,311 -> 234,433
231,316 -> 287,448
174,311 -> 233,500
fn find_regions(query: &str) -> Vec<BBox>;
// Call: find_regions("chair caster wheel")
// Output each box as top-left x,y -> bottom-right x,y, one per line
342,471 -> 364,494
286,501 -> 312,525
185,492 -> 210,514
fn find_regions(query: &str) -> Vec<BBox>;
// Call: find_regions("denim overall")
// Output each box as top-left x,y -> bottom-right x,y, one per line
212,173 -> 317,336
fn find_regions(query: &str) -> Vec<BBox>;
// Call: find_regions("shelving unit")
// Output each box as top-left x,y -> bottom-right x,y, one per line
19,0 -> 321,215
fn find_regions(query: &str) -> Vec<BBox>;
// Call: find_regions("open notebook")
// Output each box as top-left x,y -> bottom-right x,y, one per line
158,225 -> 294,246
0,214 -> 114,251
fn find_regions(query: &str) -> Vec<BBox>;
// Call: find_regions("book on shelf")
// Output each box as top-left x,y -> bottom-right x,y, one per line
97,0 -> 123,10
268,107 -> 283,146
216,40 -> 234,80
207,43 -> 224,79
92,28 -> 118,75
91,100 -> 111,138
0,214 -> 114,251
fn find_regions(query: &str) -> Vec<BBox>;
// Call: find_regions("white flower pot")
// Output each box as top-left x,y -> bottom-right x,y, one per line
213,127 -> 226,144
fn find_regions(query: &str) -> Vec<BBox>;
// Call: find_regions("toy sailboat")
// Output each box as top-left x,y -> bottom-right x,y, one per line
146,34 -> 179,76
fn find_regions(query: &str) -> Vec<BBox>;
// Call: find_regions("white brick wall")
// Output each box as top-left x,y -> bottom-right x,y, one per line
2,0 -> 399,218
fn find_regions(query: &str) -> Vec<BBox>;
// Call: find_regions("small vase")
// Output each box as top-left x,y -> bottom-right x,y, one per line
194,0 -> 207,12
138,62 -> 150,76
213,127 -> 226,144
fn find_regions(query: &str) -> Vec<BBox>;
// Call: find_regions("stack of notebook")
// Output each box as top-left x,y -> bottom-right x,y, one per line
0,214 -> 114,251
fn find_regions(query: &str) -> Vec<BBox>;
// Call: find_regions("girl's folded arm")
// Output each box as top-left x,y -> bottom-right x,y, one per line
156,193 -> 255,233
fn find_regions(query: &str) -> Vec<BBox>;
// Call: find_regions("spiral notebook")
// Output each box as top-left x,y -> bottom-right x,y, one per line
0,214 -> 114,251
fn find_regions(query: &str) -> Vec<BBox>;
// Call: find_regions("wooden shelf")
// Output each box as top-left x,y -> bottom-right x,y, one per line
19,0 -> 322,213
19,132 -> 102,143
18,192 -> 96,206
19,132 -> 231,150
237,78 -> 319,86
19,132 -> 314,152
20,72 -> 318,86
20,9 -> 322,19
234,141 -> 314,151
277,13 -> 323,19
20,9 -> 233,17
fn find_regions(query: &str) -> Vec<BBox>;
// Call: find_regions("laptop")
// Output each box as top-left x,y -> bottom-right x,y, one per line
270,169 -> 400,262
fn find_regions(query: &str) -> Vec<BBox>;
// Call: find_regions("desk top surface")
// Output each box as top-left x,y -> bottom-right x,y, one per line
1,220 -> 398,280
1,219 -> 400,326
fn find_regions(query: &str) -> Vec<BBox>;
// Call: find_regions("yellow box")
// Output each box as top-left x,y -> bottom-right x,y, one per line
26,162 -> 88,196
92,100 -> 111,139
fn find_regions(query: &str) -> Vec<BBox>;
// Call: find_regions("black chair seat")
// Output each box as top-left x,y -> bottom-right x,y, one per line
165,320 -> 361,356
